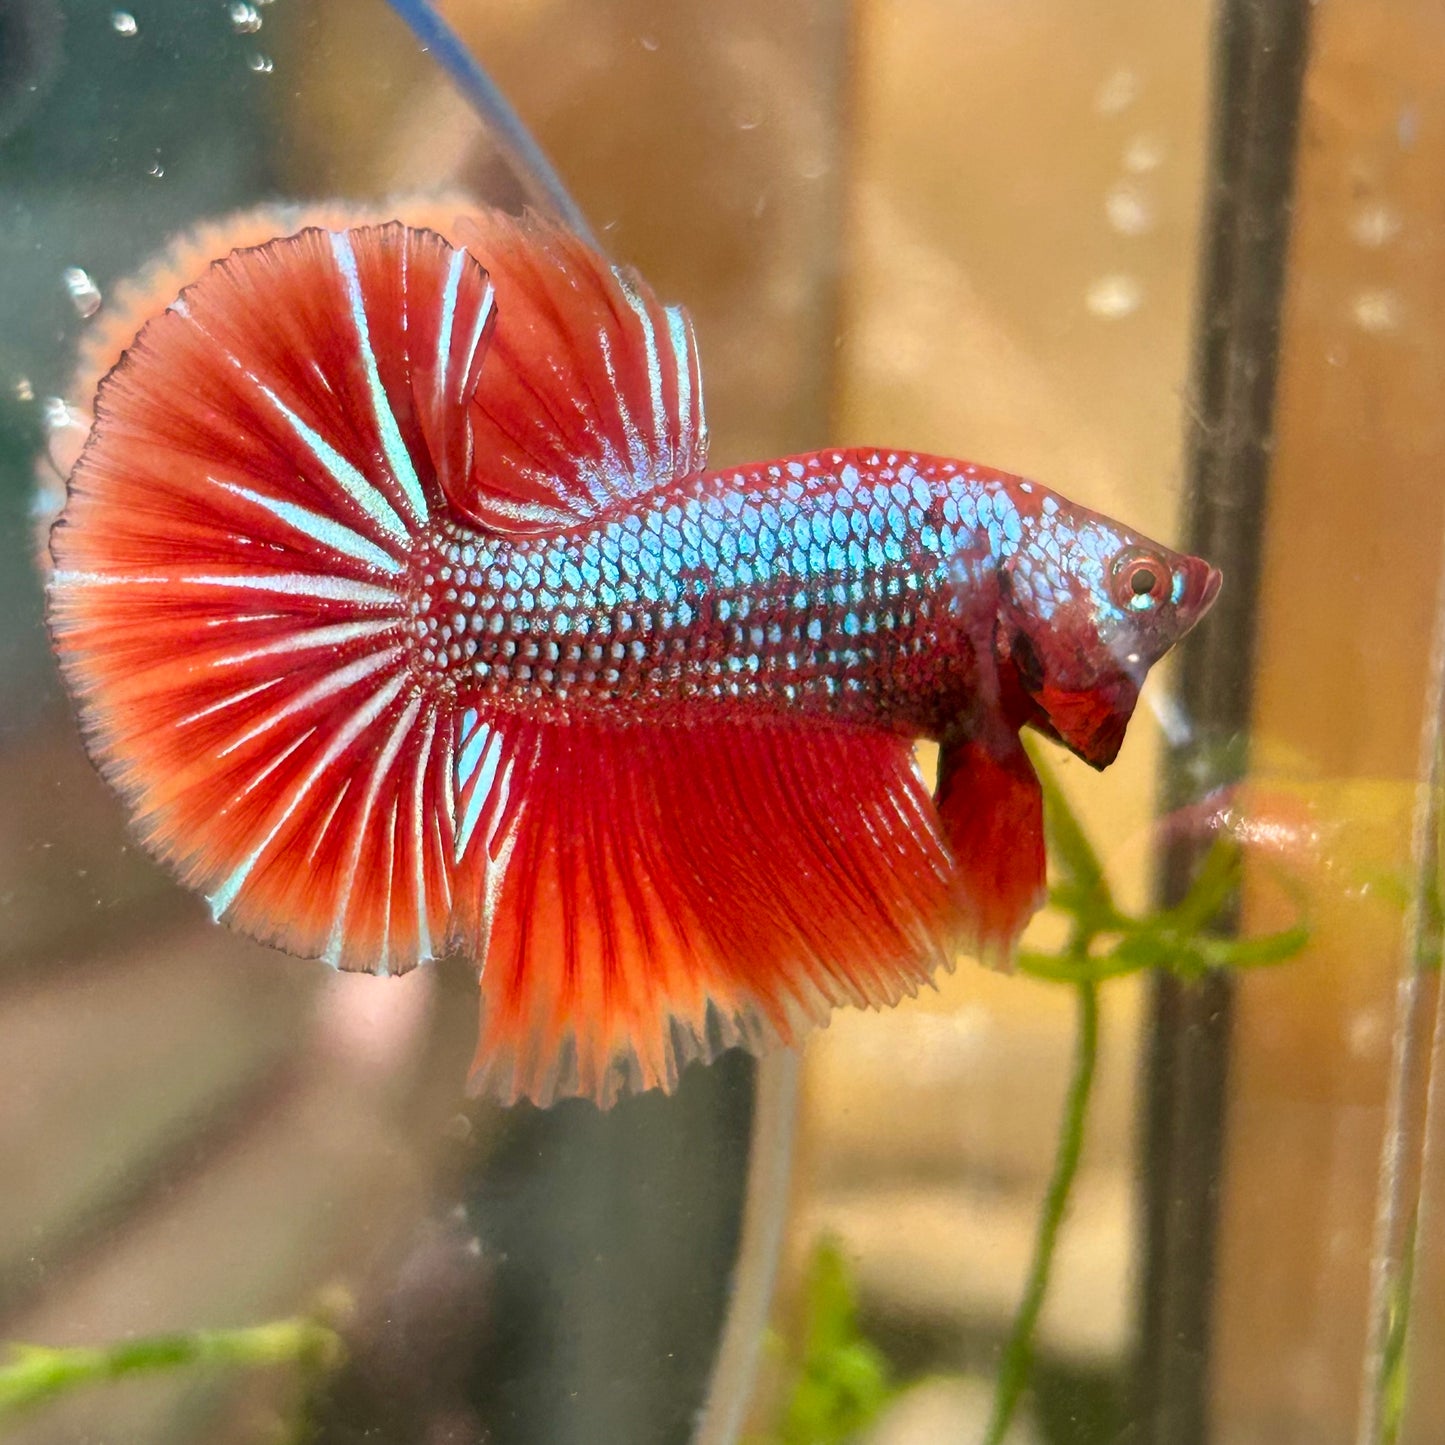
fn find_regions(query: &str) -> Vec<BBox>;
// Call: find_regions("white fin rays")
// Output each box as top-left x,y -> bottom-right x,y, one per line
615,268 -> 667,462
665,304 -> 706,470
166,285 -> 417,550
330,230 -> 431,528
435,248 -> 494,410
208,618 -> 398,671
323,691 -> 423,972
215,646 -> 401,759
460,275 -> 495,401
613,267 -> 707,483
410,707 -> 441,962
212,479 -> 406,575
177,573 -> 401,608
452,708 -> 515,866
249,381 -> 413,549
206,669 -> 409,922
436,249 -> 465,409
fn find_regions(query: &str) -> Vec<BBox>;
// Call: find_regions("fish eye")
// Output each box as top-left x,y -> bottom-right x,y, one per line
1110,549 -> 1171,611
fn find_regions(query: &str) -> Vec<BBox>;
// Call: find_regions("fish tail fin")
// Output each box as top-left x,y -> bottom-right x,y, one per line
47,220 -> 499,973
447,717 -> 964,1108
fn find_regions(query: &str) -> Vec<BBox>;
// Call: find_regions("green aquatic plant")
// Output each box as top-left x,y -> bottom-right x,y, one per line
756,1237 -> 899,1445
0,1307 -> 343,1429
987,750 -> 1304,1444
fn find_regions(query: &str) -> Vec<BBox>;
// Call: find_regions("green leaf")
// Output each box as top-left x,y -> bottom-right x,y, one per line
1027,741 -> 1113,912
1198,926 -> 1310,971
0,1314 -> 343,1422
1163,836 -> 1243,934
763,1238 -> 899,1445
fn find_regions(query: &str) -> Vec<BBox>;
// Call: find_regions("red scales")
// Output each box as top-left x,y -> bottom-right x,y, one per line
47,210 -> 1220,1106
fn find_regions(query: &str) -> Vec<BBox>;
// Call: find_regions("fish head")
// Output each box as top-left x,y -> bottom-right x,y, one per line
996,493 -> 1221,769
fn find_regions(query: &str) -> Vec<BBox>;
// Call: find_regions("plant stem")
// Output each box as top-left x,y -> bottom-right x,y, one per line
982,979 -> 1100,1445
0,1315 -> 342,1422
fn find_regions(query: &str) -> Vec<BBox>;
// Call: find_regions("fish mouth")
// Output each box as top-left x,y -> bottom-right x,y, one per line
1176,557 -> 1223,632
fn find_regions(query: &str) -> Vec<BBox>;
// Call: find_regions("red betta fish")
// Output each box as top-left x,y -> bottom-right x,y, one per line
46,207 -> 1220,1106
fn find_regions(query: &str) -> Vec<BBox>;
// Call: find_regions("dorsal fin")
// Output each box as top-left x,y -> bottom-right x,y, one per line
443,209 -> 708,534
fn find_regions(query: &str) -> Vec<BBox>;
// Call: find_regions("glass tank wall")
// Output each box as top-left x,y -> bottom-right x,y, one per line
0,2 -> 1441,1444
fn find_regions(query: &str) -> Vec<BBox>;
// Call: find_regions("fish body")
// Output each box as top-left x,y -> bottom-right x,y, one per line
421,453 -> 993,735
418,452 -> 1214,746
46,211 -> 1218,1105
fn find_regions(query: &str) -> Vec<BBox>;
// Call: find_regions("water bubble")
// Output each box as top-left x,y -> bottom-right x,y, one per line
1351,288 -> 1402,333
1347,1009 -> 1387,1060
62,266 -> 102,318
1085,274 -> 1142,319
43,396 -> 77,432
246,52 -> 273,73
1123,134 -> 1165,173
1094,68 -> 1139,116
1105,181 -> 1154,235
111,10 -> 138,36
229,2 -> 262,33
14,377 -> 33,402
1349,202 -> 1401,248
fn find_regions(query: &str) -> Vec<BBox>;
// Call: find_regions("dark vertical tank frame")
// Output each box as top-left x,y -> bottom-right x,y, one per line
1136,3 -> 1312,1443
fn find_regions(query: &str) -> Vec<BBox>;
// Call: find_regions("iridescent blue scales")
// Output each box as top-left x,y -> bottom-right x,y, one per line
46,206 -> 1220,1105
414,454 -> 1001,726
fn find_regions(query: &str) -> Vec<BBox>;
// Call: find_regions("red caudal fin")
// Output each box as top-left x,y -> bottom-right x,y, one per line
45,223 -> 492,974
446,715 -> 964,1108
934,735 -> 1047,967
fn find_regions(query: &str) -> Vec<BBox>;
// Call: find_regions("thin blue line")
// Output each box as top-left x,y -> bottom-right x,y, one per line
384,0 -> 596,245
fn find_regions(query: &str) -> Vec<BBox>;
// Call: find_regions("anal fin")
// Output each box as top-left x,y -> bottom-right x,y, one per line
449,714 -> 965,1107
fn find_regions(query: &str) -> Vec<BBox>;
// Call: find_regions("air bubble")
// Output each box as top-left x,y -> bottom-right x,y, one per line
1349,202 -> 1401,248
111,10 -> 138,36
62,267 -> 102,318
229,2 -> 262,33
1351,289 -> 1402,334
1094,68 -> 1139,116
43,397 -> 77,432
1105,181 -> 1154,235
147,160 -> 165,178
639,33 -> 659,51
1085,274 -> 1142,319
1122,134 -> 1165,173
14,377 -> 33,402
246,52 -> 273,73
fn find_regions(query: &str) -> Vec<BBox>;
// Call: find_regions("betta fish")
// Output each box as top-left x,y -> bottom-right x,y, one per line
46,207 -> 1220,1106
